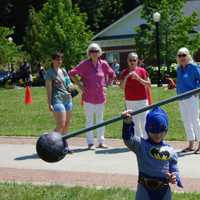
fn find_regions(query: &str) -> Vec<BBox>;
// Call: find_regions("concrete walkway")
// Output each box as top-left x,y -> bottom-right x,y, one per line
0,136 -> 200,192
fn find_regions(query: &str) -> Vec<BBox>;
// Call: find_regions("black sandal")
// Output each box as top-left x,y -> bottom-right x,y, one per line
194,148 -> 200,154
181,147 -> 195,153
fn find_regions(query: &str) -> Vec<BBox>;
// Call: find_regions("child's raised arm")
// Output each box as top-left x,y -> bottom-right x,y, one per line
122,111 -> 141,153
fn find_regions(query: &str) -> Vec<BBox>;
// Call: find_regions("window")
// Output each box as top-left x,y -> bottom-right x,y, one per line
105,52 -> 120,64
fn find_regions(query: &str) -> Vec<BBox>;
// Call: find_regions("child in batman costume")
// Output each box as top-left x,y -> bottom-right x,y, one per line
122,107 -> 183,200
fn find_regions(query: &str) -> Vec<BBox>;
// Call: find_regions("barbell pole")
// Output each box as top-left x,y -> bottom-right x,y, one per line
63,87 -> 200,140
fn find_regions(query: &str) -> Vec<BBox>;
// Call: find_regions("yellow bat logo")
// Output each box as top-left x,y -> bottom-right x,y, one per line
150,147 -> 170,161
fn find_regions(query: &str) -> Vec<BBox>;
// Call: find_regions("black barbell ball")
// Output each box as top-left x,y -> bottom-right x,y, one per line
36,132 -> 66,162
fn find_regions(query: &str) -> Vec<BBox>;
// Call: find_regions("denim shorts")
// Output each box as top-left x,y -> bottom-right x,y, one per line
53,101 -> 73,112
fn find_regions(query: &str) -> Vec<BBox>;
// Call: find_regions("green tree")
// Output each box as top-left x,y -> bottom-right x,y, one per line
0,0 -> 141,42
0,26 -> 25,69
25,0 -> 93,69
93,0 -> 124,32
73,0 -> 140,33
0,0 -> 13,25
123,0 -> 141,13
0,0 -> 48,44
134,0 -> 200,66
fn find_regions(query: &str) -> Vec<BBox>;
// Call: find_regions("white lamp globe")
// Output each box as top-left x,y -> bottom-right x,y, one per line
8,37 -> 13,43
153,12 -> 161,22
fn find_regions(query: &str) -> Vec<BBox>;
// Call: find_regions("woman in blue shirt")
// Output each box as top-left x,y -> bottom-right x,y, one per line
176,47 -> 200,154
45,52 -> 73,153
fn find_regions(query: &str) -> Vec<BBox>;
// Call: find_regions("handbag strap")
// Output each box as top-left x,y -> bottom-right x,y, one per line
52,67 -> 71,94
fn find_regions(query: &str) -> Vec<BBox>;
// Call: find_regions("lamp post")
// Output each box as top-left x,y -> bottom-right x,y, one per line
7,37 -> 13,72
153,12 -> 162,87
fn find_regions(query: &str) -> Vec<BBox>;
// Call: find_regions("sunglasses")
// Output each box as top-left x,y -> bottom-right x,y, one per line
89,50 -> 99,53
178,54 -> 187,58
129,59 -> 137,62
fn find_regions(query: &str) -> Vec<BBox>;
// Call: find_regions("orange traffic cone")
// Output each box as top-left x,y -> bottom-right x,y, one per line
24,86 -> 32,104
146,86 -> 153,105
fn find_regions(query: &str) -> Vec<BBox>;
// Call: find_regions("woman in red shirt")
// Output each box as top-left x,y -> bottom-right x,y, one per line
119,52 -> 151,138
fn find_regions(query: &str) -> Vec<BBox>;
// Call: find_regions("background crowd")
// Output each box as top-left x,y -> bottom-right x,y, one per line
44,43 -> 200,154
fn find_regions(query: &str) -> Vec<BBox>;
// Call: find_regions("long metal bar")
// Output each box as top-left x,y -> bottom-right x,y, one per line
63,87 -> 200,140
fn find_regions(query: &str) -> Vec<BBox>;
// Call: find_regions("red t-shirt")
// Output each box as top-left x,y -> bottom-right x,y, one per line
119,67 -> 149,100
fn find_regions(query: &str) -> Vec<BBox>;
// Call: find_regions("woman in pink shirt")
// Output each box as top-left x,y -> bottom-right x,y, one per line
69,43 -> 115,150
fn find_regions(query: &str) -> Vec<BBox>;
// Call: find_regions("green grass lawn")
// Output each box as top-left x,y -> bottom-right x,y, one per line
0,86 -> 185,140
0,183 -> 199,200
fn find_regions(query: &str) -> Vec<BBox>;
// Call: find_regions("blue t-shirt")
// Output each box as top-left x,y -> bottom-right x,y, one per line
176,63 -> 200,94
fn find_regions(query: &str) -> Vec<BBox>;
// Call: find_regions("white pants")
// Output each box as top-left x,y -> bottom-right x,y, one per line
125,99 -> 148,138
179,96 -> 200,141
84,102 -> 105,145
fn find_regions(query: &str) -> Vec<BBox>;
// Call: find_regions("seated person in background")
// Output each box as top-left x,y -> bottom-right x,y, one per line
38,63 -> 46,82
111,59 -> 120,76
111,59 -> 120,84
122,107 -> 183,200
164,74 -> 176,89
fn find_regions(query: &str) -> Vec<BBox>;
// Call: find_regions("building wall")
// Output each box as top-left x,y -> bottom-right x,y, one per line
102,46 -> 200,69
120,52 -> 130,70
101,45 -> 134,71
